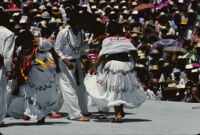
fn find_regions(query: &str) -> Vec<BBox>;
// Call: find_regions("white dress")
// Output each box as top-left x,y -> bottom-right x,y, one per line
0,26 -> 15,124
8,38 -> 58,120
84,37 -> 147,109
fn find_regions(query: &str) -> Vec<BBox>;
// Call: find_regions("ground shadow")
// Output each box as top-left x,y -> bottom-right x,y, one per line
4,121 -> 70,127
93,118 -> 152,123
90,112 -> 134,116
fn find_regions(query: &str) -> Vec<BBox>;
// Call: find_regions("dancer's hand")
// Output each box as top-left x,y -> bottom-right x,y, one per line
90,67 -> 97,75
67,62 -> 74,70
56,66 -> 61,73
6,71 -> 12,80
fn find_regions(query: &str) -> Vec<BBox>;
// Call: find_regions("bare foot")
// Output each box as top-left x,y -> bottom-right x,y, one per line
73,116 -> 90,121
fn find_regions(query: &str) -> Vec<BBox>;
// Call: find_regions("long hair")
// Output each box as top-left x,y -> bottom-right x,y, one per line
0,7 -> 9,28
106,21 -> 123,36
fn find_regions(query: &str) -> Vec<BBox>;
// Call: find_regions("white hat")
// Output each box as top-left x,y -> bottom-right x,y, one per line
114,5 -> 119,9
188,9 -> 194,13
132,1 -> 138,6
122,10 -> 129,15
151,50 -> 158,54
33,0 -> 38,3
91,5 -> 97,9
136,64 -> 145,68
19,16 -> 28,24
160,12 -> 166,16
110,11 -> 116,15
185,64 -> 193,69
82,4 -> 88,8
13,12 -> 20,17
56,18 -> 62,24
164,62 -> 170,67
41,21 -> 47,28
122,6 -> 127,9
132,10 -> 138,15
46,3 -> 52,7
42,11 -> 50,19
197,43 -> 200,48
50,17 -> 56,23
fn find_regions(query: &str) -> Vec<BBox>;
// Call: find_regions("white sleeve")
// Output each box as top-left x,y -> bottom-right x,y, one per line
39,38 -> 52,51
54,30 -> 67,60
4,34 -> 15,72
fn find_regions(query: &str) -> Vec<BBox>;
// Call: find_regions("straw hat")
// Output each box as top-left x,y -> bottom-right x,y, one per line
35,14 -> 41,18
3,0 -> 9,3
160,12 -> 166,16
136,64 -> 145,68
131,33 -> 139,37
122,10 -> 129,15
188,9 -> 195,14
56,18 -> 62,24
96,18 -> 103,23
110,11 -> 116,15
131,27 -> 140,33
151,65 -> 159,71
139,55 -> 148,60
164,62 -> 170,67
50,18 -> 56,23
120,19 -> 130,24
41,21 -> 47,28
132,1 -> 138,6
42,11 -> 50,19
114,5 -> 119,9
151,50 -> 159,54
169,1 -> 174,6
185,64 -> 193,69
120,0 -> 126,4
122,6 -> 127,10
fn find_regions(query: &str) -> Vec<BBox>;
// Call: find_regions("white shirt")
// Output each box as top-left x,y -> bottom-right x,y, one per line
146,89 -> 156,100
54,27 -> 88,60
0,26 -> 15,71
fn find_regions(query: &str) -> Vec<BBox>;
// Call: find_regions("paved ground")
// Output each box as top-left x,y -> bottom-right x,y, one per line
0,101 -> 200,135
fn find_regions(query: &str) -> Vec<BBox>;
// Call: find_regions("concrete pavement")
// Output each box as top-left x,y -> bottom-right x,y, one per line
0,101 -> 200,135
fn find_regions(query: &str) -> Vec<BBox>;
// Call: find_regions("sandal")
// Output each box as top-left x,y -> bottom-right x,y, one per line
73,116 -> 90,122
21,114 -> 30,121
94,114 -> 107,119
110,115 -> 123,123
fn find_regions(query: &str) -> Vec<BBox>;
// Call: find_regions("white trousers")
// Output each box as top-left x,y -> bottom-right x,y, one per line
0,67 -> 7,124
59,59 -> 88,119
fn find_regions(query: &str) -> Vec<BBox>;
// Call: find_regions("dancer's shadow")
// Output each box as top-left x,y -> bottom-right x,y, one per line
4,121 -> 70,127
93,118 -> 152,123
90,112 -> 134,117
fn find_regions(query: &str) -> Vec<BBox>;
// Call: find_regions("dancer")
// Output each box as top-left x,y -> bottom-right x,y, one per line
54,11 -> 89,121
85,22 -> 147,122
0,7 -> 15,127
8,31 -> 58,124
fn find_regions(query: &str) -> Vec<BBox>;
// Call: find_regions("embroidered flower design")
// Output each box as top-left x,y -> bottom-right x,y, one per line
112,88 -> 115,91
99,82 -> 104,87
137,85 -> 140,89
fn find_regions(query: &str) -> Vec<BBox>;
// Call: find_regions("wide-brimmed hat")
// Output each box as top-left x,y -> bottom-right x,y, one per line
135,64 -> 145,68
41,20 -> 47,28
150,65 -> 159,71
42,11 -> 50,19
56,18 -> 62,24
132,1 -> 138,6
122,9 -> 129,15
